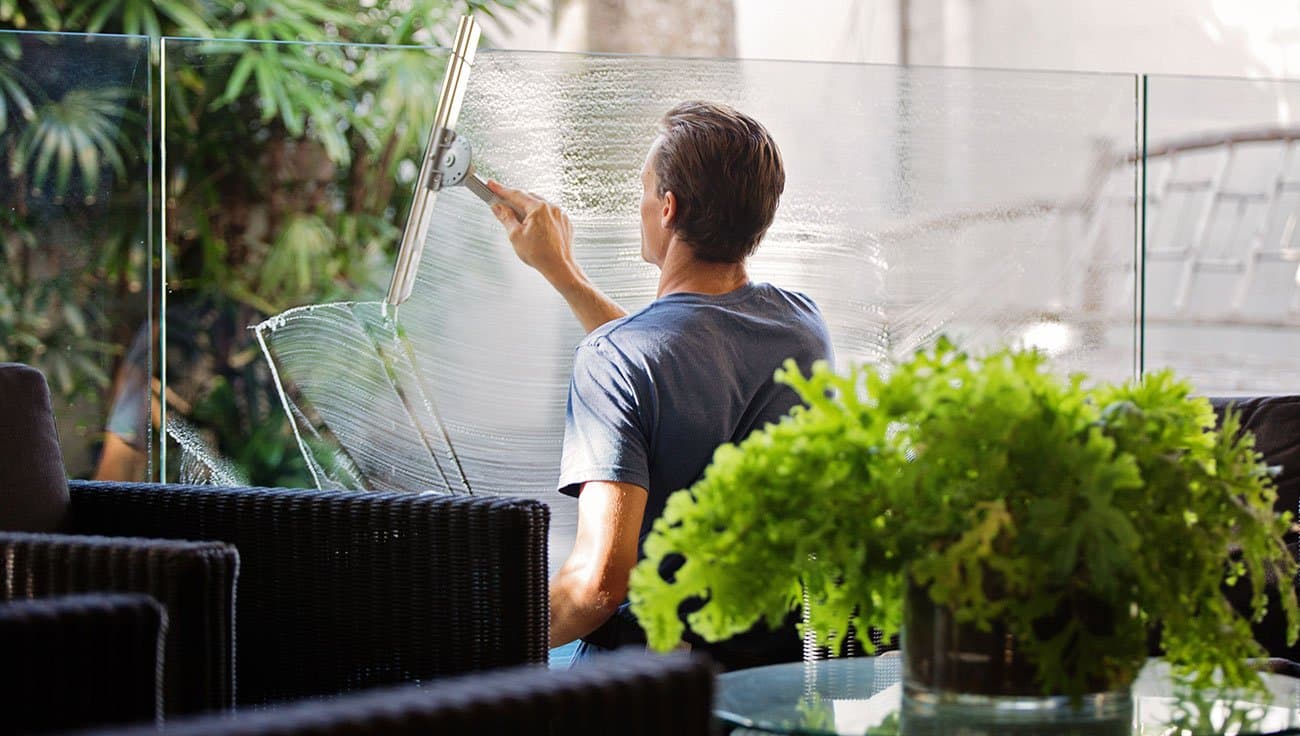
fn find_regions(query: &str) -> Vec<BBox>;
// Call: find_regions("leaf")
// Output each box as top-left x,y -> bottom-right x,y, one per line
278,53 -> 353,89
156,0 -> 213,36
121,0 -> 140,35
216,53 -> 257,106
271,64 -> 302,135
68,124 -> 101,194
61,303 -> 87,337
0,64 -> 34,131
30,0 -> 61,30
73,0 -> 116,32
296,92 -> 349,165
253,54 -> 277,121
139,1 -> 163,40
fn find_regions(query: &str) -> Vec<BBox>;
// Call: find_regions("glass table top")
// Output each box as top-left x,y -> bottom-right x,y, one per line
716,655 -> 1300,735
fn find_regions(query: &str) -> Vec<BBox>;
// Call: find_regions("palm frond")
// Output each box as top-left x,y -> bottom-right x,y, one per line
13,87 -> 130,199
0,61 -> 35,134
67,0 -> 213,37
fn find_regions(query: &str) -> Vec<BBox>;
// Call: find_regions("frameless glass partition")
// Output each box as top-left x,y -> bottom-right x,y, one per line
162,41 -> 1140,570
1142,74 -> 1300,395
159,38 -> 447,488
0,31 -> 152,481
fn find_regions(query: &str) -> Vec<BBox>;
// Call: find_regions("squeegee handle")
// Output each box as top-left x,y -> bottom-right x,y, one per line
464,173 -> 527,222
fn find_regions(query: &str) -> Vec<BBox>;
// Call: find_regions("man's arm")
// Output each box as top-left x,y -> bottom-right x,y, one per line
548,480 -> 647,648
487,179 -> 628,333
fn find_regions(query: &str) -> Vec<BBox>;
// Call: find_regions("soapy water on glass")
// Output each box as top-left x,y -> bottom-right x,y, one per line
252,51 -> 1140,576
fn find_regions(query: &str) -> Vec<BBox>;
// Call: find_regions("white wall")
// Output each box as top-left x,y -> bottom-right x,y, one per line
487,0 -> 898,62
488,0 -> 1300,79
734,0 -> 898,64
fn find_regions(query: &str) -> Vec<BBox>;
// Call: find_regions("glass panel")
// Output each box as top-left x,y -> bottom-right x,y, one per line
1143,74 -> 1300,395
188,45 -> 1138,572
159,38 -> 448,487
0,31 -> 152,481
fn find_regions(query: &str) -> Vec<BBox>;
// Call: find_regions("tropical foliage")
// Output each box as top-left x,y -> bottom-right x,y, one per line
0,0 -> 528,482
630,338 -> 1298,696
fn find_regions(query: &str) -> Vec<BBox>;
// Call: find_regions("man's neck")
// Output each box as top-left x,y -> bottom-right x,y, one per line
655,238 -> 750,298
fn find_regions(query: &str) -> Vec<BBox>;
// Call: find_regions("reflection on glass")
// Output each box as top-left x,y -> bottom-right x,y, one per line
1143,75 -> 1300,395
716,657 -> 1300,736
0,31 -> 151,480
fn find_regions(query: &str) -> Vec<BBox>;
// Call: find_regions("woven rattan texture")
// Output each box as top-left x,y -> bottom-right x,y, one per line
96,650 -> 714,736
1209,396 -> 1300,662
0,593 -> 165,733
67,481 -> 550,706
0,531 -> 237,716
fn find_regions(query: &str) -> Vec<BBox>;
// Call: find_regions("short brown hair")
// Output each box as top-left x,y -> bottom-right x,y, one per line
653,101 -> 785,263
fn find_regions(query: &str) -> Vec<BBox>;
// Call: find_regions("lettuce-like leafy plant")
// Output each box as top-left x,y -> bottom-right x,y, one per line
629,338 -> 1298,696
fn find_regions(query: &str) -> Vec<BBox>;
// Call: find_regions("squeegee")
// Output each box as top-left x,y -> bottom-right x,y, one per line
385,15 -> 524,308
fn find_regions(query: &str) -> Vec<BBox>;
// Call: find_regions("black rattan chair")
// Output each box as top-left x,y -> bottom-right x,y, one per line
3,363 -> 550,719
91,650 -> 714,736
0,593 -> 166,733
1210,396 -> 1300,661
0,532 -> 237,716
1,362 -> 240,717
64,481 -> 550,707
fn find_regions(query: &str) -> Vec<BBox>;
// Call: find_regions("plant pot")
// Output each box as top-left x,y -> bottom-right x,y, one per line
902,578 -> 1044,697
900,580 -> 1132,734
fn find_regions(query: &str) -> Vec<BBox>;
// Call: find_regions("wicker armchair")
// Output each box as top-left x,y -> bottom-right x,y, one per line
64,481 -> 550,707
0,593 -> 165,733
0,532 -> 237,715
3,363 -> 551,721
1211,395 -> 1300,661
91,650 -> 715,736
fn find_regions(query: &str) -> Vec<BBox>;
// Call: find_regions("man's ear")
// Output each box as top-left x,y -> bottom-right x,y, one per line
662,190 -> 677,229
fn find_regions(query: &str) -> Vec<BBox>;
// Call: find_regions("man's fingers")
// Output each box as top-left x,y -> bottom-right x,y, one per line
490,203 -> 523,234
487,179 -> 542,213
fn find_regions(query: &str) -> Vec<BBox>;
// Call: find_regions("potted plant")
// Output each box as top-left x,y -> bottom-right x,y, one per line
629,338 -> 1298,702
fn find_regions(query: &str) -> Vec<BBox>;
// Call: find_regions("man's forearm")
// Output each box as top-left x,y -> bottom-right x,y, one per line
548,267 -> 628,334
548,567 -> 620,648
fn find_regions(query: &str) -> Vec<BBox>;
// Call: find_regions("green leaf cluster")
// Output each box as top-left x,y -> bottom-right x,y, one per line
630,338 -> 1298,696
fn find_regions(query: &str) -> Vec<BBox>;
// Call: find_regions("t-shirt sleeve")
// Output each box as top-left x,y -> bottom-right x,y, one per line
557,339 -> 651,498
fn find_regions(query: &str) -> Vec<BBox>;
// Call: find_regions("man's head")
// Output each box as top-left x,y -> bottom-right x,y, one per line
639,101 -> 785,265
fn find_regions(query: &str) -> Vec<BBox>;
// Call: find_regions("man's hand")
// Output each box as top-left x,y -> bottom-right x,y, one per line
487,180 -> 578,288
486,179 -> 628,333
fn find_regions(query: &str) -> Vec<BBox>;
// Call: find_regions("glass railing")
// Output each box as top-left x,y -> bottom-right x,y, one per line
157,40 -> 1141,572
0,31 -> 152,482
12,30 -> 1297,524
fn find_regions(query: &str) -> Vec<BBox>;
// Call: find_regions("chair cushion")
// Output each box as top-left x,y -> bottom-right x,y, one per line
0,364 -> 69,532
1210,396 -> 1300,524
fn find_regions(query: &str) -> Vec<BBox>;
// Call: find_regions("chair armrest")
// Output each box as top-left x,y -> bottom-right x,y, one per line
0,593 -> 164,732
0,531 -> 237,715
69,480 -> 549,705
92,650 -> 716,736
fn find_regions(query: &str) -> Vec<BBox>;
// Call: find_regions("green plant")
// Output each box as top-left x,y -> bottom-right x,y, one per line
629,338 -> 1299,697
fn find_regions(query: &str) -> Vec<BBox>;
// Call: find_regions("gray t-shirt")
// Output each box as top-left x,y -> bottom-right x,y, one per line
558,281 -> 833,539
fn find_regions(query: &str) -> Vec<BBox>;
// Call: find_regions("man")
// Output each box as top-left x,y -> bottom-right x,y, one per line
486,101 -> 832,668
